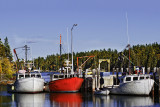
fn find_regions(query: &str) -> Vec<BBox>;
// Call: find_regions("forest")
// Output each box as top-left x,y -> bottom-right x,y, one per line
34,43 -> 160,72
0,37 -> 160,79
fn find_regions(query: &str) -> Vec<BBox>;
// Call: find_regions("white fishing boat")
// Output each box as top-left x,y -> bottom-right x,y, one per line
12,45 -> 44,93
109,74 -> 154,95
14,71 -> 44,93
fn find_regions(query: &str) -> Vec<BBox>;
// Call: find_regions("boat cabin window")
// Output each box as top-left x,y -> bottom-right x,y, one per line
65,75 -> 67,78
59,75 -> 64,78
126,77 -> 131,81
133,77 -> 138,81
146,76 -> 149,79
140,77 -> 144,80
53,75 -> 59,78
19,75 -> 24,79
70,75 -> 75,78
25,74 -> 30,78
37,74 -> 41,78
70,75 -> 73,78
31,74 -> 35,77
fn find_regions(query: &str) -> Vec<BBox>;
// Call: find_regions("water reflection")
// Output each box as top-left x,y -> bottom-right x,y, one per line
15,93 -> 45,107
94,95 -> 154,107
50,93 -> 82,107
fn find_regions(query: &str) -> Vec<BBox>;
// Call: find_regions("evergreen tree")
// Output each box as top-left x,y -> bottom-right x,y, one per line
4,37 -> 13,61
0,38 -> 5,57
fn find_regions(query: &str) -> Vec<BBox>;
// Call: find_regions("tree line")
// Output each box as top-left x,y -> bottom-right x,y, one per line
34,42 -> 160,72
1,37 -> 160,78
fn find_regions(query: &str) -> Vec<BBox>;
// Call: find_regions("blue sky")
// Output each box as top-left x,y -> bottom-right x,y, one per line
0,0 -> 160,59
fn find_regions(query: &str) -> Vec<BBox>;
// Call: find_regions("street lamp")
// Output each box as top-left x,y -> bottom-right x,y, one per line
71,24 -> 77,74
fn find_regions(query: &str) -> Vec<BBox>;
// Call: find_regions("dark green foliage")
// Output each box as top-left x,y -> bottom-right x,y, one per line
4,37 -> 13,61
33,42 -> 160,72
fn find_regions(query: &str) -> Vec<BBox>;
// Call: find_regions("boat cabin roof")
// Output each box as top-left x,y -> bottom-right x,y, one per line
119,74 -> 151,83
51,74 -> 77,80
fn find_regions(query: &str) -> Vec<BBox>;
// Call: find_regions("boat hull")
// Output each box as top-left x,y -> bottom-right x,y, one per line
94,89 -> 110,95
15,78 -> 44,93
110,79 -> 154,95
49,77 -> 84,92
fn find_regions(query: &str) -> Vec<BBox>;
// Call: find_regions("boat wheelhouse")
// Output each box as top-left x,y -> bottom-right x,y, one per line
120,74 -> 151,83
109,74 -> 154,95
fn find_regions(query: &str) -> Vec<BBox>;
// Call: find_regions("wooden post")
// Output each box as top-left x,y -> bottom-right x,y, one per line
153,68 -> 159,103
116,68 -> 119,85
121,68 -> 123,73
92,69 -> 96,91
113,68 -> 115,75
97,68 -> 100,90
147,67 -> 150,74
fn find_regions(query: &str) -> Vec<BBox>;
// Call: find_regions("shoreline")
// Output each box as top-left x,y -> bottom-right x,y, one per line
0,80 -> 15,85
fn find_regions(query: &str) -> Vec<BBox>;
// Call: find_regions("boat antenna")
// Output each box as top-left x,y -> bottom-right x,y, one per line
126,12 -> 129,45
126,12 -> 131,74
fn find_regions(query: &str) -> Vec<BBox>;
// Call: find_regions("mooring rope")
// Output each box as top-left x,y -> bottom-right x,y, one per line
154,80 -> 159,87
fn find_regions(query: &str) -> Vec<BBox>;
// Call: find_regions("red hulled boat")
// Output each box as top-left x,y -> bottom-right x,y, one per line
49,34 -> 83,92
49,75 -> 83,92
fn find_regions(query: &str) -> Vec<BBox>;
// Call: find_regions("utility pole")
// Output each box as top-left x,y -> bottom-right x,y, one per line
23,45 -> 30,69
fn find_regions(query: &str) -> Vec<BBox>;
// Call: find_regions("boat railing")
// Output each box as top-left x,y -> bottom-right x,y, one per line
51,73 -> 81,81
123,75 -> 151,83
17,73 -> 42,79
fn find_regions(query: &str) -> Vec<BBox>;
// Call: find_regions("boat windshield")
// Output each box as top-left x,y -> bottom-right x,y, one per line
133,77 -> 138,81
126,77 -> 131,81
19,75 -> 24,79
25,74 -> 30,78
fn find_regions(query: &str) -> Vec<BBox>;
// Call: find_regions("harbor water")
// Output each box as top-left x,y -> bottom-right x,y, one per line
0,72 -> 160,107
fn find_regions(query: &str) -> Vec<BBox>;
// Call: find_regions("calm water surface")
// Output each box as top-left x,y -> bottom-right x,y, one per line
0,72 -> 160,107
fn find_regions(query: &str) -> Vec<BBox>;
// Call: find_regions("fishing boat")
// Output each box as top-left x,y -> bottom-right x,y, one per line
49,74 -> 83,92
108,74 -> 154,95
12,45 -> 44,93
14,71 -> 44,93
49,34 -> 83,92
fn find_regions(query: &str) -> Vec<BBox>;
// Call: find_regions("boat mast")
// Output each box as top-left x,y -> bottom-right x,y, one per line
60,34 -> 62,73
67,27 -> 69,61
71,24 -> 77,74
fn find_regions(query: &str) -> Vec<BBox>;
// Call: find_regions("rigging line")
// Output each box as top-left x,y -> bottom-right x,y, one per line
62,46 -> 66,54
126,12 -> 129,45
17,50 -> 24,55
154,80 -> 159,87
122,53 -> 134,65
